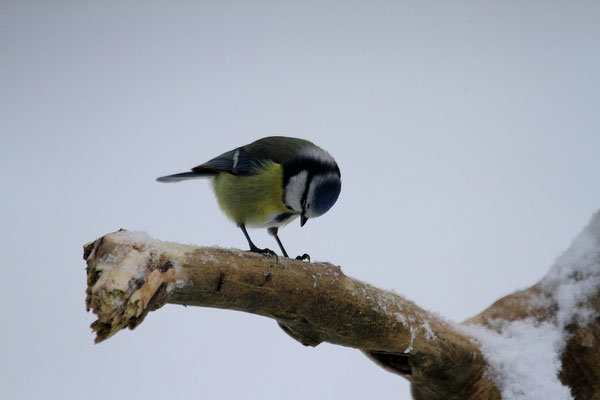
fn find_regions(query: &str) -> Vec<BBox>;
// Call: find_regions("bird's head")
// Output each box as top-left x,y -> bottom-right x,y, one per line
283,147 -> 341,227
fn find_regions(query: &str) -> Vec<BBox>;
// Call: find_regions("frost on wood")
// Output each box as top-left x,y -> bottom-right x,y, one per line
84,211 -> 600,399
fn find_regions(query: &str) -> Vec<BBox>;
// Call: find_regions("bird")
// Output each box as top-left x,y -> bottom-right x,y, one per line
156,136 -> 341,260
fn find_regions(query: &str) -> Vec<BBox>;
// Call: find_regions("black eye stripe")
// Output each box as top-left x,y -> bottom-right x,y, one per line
300,175 -> 312,211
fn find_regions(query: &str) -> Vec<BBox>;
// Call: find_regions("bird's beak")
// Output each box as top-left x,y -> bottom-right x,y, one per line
300,214 -> 308,227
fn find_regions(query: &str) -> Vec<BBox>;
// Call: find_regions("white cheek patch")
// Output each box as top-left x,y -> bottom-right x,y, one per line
284,171 -> 308,212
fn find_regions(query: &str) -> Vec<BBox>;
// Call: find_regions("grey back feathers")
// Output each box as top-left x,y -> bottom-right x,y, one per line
156,136 -> 317,182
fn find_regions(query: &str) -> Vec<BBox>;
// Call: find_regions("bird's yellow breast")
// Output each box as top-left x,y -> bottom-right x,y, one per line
212,162 -> 295,227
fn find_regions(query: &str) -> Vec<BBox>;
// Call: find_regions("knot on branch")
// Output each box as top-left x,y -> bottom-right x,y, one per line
84,230 -> 179,343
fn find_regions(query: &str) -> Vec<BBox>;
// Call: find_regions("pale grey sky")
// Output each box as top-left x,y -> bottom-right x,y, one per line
2,2 -> 599,399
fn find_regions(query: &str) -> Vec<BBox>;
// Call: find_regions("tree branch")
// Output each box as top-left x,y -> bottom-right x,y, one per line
84,211 -> 600,399
84,230 -> 492,398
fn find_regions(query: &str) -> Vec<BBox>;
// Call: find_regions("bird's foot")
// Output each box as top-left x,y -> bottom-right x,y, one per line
295,253 -> 310,262
249,246 -> 278,258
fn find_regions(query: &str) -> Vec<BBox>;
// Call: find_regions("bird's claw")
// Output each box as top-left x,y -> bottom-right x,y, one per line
249,247 -> 278,258
295,253 -> 310,262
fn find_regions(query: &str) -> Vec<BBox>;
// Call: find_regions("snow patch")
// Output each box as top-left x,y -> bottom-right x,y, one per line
422,320 -> 435,340
404,326 -> 416,353
394,312 -> 407,326
464,320 -> 572,400
540,211 -> 600,327
463,211 -> 600,400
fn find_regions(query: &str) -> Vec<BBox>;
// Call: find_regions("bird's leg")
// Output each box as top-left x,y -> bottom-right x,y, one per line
240,224 -> 276,257
268,227 -> 310,261
268,227 -> 289,258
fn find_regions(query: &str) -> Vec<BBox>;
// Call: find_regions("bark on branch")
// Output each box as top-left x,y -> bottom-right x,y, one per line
84,213 -> 600,399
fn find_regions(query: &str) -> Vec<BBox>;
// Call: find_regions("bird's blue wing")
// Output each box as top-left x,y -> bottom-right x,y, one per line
157,137 -> 311,183
191,148 -> 265,176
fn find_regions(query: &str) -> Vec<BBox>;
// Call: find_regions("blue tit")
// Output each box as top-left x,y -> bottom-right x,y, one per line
157,136 -> 341,259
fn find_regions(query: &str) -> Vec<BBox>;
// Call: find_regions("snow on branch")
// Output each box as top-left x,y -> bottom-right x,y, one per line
463,211 -> 600,400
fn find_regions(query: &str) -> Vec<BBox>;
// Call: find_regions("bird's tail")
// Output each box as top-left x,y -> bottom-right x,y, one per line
156,171 -> 216,183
